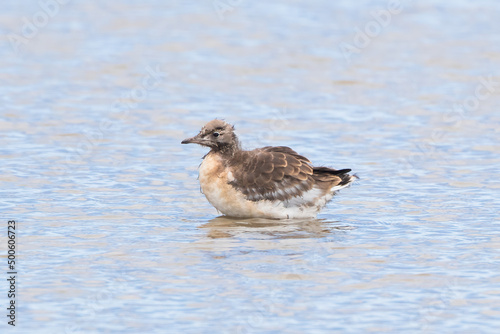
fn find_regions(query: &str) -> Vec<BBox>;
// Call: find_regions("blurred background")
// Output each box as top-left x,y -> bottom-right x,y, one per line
1,0 -> 499,333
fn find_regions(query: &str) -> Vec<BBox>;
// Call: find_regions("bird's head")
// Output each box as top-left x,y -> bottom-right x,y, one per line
181,119 -> 239,153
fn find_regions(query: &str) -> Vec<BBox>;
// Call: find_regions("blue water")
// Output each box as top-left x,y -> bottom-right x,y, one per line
1,0 -> 499,333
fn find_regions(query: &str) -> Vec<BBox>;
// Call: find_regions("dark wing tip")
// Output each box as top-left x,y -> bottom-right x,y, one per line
313,167 -> 351,175
333,168 -> 351,175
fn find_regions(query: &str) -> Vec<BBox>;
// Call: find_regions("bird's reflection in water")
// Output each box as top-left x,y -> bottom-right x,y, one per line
199,216 -> 355,239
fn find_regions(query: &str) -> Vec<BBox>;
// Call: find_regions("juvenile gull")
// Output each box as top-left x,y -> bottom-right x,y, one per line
181,119 -> 356,219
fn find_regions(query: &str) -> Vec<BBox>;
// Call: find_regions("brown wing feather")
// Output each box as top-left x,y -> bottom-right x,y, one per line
229,147 -> 315,202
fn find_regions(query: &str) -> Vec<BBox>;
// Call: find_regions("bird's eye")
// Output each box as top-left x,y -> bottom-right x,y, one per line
213,132 -> 220,138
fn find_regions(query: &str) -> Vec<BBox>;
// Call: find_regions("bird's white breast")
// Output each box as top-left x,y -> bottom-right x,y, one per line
199,153 -> 260,217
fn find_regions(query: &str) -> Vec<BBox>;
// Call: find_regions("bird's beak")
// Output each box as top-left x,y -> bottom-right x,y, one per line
181,136 -> 199,144
181,133 -> 206,145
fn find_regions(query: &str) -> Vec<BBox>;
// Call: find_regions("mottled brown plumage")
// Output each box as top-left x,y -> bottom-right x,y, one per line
181,119 -> 356,218
229,147 -> 312,201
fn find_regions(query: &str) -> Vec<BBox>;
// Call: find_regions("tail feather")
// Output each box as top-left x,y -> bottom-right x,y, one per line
312,166 -> 357,189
